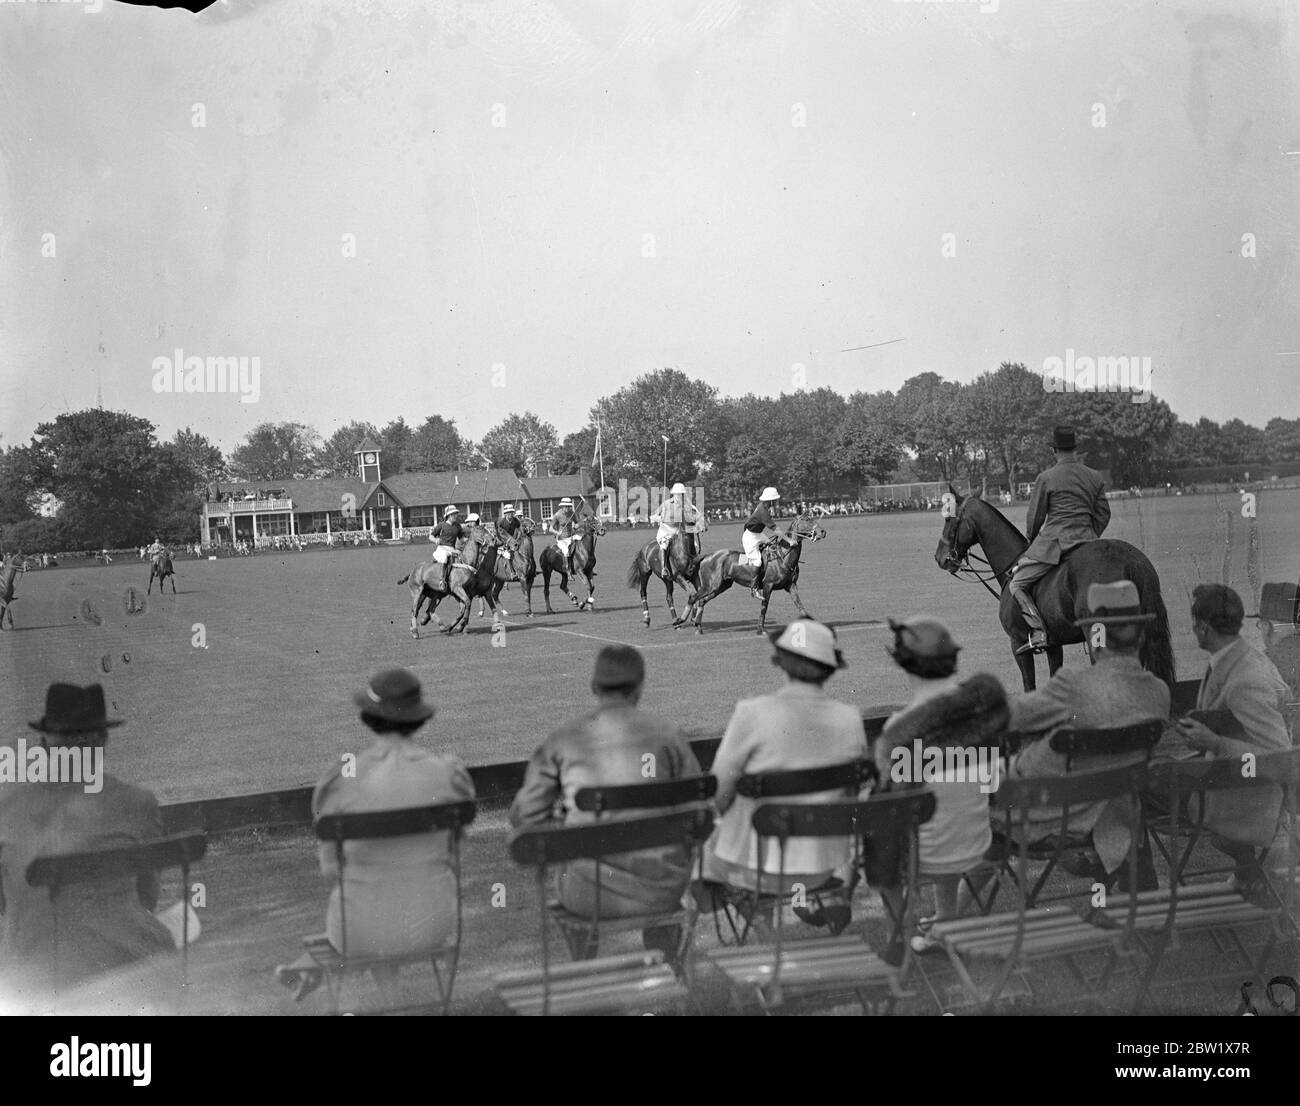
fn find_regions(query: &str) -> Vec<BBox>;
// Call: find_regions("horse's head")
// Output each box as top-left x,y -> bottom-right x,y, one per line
935,484 -> 976,574
580,516 -> 605,539
788,514 -> 826,543
520,517 -> 537,536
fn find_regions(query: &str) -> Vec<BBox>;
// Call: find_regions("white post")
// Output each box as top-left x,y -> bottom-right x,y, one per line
252,511 -> 258,542
389,506 -> 396,536
289,510 -> 296,537
325,512 -> 331,537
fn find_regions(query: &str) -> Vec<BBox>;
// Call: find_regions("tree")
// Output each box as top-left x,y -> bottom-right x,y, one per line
379,417 -> 413,475
0,446 -> 37,528
167,428 -> 228,494
591,369 -> 721,484
1043,391 -> 1177,486
551,427 -> 598,476
228,422 -> 322,481
1265,417 -> 1300,464
1218,418 -> 1267,466
316,421 -> 381,477
478,412 -> 560,477
408,415 -> 464,472
962,363 -> 1045,491
893,373 -> 969,480
833,391 -> 902,485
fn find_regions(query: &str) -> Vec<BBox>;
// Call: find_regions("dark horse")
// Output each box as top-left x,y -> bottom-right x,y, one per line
475,518 -> 537,619
626,530 -> 702,628
678,514 -> 826,635
0,553 -> 21,629
934,485 -> 1174,691
397,526 -> 501,636
147,551 -> 177,595
539,516 -> 604,613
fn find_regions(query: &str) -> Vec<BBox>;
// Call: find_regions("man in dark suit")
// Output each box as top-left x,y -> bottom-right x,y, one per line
1008,425 -> 1111,654
0,685 -> 174,989
1172,585 -> 1292,883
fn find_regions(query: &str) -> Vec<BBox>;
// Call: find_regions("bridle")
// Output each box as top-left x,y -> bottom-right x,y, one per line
943,505 -> 1002,601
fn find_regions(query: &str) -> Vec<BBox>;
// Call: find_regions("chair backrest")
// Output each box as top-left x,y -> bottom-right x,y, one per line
993,761 -> 1148,814
508,806 -> 714,867
26,831 -> 207,988
1048,719 -> 1164,770
574,775 -> 717,814
313,800 -> 477,960
735,759 -> 874,799
752,791 -> 937,991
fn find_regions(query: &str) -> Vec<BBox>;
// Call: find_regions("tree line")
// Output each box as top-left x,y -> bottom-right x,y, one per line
3,364 -> 1298,549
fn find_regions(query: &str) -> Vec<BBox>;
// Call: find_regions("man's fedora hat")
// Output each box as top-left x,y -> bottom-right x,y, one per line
29,682 -> 124,734
887,616 -> 962,663
591,644 -> 646,690
1073,580 -> 1155,627
353,668 -> 436,723
1052,425 -> 1077,451
770,618 -> 846,670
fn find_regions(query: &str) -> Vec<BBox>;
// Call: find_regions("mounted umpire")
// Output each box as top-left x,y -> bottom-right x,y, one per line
1008,425 -> 1111,654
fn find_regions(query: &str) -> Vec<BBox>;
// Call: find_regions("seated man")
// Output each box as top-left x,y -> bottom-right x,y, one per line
0,684 -> 175,990
550,497 -> 585,577
742,487 -> 784,599
1006,580 -> 1170,888
429,505 -> 464,592
1169,584 -> 1292,888
276,668 -> 474,1000
509,645 -> 701,957
699,619 -> 866,933
496,503 -> 522,542
651,482 -> 706,562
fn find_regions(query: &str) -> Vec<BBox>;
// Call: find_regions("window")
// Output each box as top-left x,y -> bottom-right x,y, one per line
256,513 -> 290,537
408,505 -> 439,528
377,492 -> 387,507
519,502 -> 533,519
539,499 -> 554,521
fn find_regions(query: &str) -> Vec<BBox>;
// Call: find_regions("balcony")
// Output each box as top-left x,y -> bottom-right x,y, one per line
203,498 -> 294,515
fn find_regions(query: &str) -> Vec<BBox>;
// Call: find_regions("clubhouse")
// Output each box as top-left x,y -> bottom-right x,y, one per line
199,442 -> 597,546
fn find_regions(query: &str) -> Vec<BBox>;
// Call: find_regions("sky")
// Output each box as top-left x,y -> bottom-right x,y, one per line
2,0 -> 1298,454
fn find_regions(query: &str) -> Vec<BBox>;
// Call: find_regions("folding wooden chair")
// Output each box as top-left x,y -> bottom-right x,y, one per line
494,806 -> 714,1015
1130,749 -> 1300,1011
986,721 -> 1162,911
307,799 -> 476,1015
926,763 -> 1148,1012
706,758 -> 876,945
701,790 -> 936,1014
557,775 -> 717,965
26,831 -> 207,993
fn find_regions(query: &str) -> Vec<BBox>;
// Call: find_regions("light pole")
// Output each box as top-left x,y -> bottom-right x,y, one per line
661,434 -> 668,488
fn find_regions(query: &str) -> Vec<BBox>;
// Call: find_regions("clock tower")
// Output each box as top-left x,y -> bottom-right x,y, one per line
354,440 -> 382,483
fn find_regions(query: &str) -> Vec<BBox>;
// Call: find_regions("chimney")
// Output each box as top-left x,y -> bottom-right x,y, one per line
534,457 -> 551,478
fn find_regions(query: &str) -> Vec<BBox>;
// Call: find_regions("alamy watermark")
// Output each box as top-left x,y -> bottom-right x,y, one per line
1041,350 -> 1152,405
4,0 -> 102,12
890,739 -> 1001,795
0,739 -> 103,793
151,349 -> 260,404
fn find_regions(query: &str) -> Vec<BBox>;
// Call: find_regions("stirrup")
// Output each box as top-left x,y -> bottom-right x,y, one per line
1015,636 -> 1048,655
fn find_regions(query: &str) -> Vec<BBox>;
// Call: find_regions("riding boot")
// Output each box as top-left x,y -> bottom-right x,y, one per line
750,564 -> 765,600
1011,588 -> 1048,653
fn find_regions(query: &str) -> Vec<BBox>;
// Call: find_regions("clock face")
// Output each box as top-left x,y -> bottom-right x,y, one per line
364,453 -> 377,464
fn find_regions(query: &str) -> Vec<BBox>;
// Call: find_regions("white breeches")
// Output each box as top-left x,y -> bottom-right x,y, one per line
656,523 -> 678,550
556,536 -> 574,556
741,530 -> 766,566
431,545 -> 457,565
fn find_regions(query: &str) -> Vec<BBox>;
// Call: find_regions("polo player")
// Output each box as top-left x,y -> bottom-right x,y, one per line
1009,425 -> 1111,654
551,497 -> 580,577
742,487 -> 783,599
651,482 -> 706,560
496,504 -> 522,542
430,505 -> 465,593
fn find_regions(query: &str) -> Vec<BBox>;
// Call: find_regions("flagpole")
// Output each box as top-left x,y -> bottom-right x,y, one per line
597,420 -> 606,513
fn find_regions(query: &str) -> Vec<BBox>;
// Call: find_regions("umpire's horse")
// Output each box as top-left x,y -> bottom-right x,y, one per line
476,518 -> 537,619
539,516 -> 605,613
397,526 -> 500,637
679,514 -> 826,636
147,551 -> 177,595
0,554 -> 21,629
626,530 -> 702,628
934,485 -> 1174,691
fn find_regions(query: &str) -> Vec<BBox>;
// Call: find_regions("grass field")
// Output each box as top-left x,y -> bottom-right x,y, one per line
3,488 -> 1297,802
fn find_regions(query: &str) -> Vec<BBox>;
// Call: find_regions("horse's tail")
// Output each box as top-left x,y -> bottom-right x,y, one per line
625,553 -> 644,590
1129,559 -> 1176,691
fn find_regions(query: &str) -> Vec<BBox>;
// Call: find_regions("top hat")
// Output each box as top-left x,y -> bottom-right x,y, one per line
353,668 -> 436,723
1073,580 -> 1156,627
29,682 -> 124,734
1259,581 -> 1300,626
591,645 -> 645,690
770,618 -> 846,670
1052,425 -> 1077,451
887,616 -> 962,663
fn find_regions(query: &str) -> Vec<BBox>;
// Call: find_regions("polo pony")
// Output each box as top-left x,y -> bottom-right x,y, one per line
678,513 -> 826,635
147,551 -> 177,595
626,529 -> 701,628
934,484 -> 1174,691
0,553 -> 21,629
475,518 -> 537,619
538,516 -> 604,613
398,525 -> 501,637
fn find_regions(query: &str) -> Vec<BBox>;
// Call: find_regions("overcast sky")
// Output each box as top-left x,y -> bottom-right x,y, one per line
2,0 -> 1297,453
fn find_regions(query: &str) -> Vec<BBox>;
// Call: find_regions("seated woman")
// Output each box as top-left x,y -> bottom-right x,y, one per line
697,619 -> 867,934
275,669 -> 475,1001
871,617 -> 1008,955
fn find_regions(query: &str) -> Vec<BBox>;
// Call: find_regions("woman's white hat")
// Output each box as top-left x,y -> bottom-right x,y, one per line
770,618 -> 845,669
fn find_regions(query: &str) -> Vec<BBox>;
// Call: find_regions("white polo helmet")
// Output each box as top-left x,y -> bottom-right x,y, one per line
759,487 -> 780,502
502,503 -> 515,513
669,482 -> 688,495
559,497 -> 573,507
444,505 -> 461,517
465,513 -> 480,524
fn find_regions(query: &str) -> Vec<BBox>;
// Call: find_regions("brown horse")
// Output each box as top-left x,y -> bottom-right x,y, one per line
0,553 -> 21,629
625,530 -> 702,628
678,514 -> 826,635
934,484 -> 1174,691
475,518 -> 537,618
147,552 -> 177,595
538,516 -> 604,613
397,526 -> 500,637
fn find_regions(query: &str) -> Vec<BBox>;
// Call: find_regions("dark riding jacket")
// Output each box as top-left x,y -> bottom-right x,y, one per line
432,521 -> 463,547
1023,458 -> 1110,565
744,504 -> 774,534
497,514 -> 522,539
